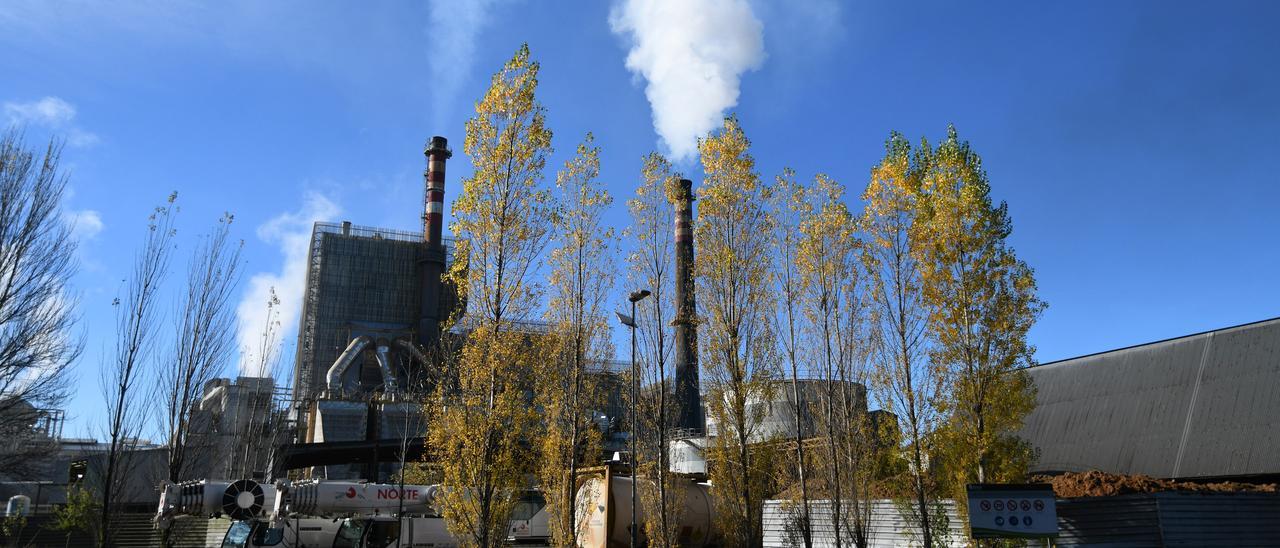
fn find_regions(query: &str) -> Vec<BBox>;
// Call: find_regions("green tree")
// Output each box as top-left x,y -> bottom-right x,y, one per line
429,43 -> 553,548
50,486 -> 97,548
913,127 -> 1043,510
696,116 -> 778,547
539,133 -> 612,546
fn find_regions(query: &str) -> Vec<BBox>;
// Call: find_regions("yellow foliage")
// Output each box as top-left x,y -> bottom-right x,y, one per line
696,116 -> 779,547
429,43 -> 553,548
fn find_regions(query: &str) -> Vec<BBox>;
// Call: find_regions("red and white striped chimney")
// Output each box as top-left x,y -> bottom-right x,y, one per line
423,136 -> 452,247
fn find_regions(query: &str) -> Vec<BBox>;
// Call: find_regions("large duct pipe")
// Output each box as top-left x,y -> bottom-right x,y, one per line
671,178 -> 702,432
373,341 -> 399,394
419,136 -> 451,348
325,336 -> 372,393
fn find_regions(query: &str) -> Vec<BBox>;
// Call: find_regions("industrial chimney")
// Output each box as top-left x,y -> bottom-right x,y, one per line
671,178 -> 703,433
418,136 -> 451,346
423,136 -> 452,247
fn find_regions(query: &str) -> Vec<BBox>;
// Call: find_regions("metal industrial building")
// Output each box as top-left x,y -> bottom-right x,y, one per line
1020,316 -> 1280,481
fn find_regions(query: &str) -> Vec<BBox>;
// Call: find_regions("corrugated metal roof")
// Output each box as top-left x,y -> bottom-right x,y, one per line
1021,317 -> 1280,479
763,499 -> 967,547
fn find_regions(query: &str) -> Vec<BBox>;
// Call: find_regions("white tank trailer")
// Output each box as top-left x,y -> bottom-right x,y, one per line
273,479 -> 440,519
271,480 -> 455,547
575,469 -> 716,548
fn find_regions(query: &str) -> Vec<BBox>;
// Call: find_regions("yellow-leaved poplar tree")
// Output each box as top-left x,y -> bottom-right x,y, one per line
625,152 -> 686,548
430,43 -> 553,548
913,126 -> 1043,512
763,167 -> 814,548
797,173 -> 874,546
539,133 -> 612,546
861,134 -> 946,547
696,116 -> 779,547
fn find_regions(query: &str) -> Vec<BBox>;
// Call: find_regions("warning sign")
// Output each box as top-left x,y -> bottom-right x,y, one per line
966,484 -> 1057,539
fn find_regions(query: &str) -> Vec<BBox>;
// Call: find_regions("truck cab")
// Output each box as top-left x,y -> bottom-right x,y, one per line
333,516 -> 457,548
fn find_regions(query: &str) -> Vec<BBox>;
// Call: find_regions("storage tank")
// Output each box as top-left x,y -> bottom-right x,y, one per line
575,472 -> 715,548
275,479 -> 439,519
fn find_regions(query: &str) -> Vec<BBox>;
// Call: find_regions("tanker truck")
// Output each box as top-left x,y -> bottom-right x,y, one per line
156,478 -> 335,547
272,479 -> 455,548
574,467 -> 717,548
158,478 -> 550,547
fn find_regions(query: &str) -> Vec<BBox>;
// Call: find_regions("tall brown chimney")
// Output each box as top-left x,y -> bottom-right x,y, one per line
423,136 -> 452,247
671,178 -> 702,433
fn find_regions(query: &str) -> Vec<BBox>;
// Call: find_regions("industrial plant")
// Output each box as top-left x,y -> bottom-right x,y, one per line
0,134 -> 1276,548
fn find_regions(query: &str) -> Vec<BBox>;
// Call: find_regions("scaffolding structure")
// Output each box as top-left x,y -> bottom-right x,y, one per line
293,221 -> 453,405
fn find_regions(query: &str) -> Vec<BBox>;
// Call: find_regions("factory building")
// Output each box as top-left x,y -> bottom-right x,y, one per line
280,137 -> 459,480
1021,316 -> 1280,481
292,137 -> 456,406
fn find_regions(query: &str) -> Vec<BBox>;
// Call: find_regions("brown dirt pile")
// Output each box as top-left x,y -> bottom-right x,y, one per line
1031,470 -> 1279,499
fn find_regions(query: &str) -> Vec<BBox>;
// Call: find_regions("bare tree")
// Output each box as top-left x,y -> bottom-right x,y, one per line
0,129 -> 81,480
161,213 -> 242,484
100,193 -> 177,547
229,289 -> 288,480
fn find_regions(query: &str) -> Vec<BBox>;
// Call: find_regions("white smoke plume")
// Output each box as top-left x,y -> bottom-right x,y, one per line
610,0 -> 765,161
236,192 -> 340,376
426,0 -> 506,126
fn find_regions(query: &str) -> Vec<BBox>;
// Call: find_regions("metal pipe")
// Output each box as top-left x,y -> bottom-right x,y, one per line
325,336 -> 372,393
374,342 -> 399,394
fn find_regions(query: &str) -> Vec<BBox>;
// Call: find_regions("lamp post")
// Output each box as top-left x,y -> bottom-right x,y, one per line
617,288 -> 650,548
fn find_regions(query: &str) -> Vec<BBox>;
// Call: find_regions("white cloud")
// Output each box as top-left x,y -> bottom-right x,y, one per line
236,192 -> 340,376
426,0 -> 506,127
3,96 -> 100,147
64,209 -> 104,241
4,96 -> 75,126
610,0 -> 765,161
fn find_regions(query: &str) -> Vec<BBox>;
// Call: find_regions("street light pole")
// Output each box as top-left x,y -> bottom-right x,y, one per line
618,289 -> 650,548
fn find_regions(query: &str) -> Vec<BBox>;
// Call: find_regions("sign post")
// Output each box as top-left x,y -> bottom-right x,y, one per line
966,484 -> 1058,541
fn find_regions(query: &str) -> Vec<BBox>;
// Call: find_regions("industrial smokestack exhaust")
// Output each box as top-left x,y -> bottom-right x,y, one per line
672,178 -> 702,433
418,136 -> 451,347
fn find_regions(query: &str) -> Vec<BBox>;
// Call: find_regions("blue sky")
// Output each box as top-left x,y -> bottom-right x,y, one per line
2,1 -> 1277,437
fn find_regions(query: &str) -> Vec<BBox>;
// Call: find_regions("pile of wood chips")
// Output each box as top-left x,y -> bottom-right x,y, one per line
1031,470 -> 1278,499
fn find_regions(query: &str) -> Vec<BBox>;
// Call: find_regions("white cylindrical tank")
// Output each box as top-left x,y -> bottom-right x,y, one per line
6,495 -> 29,517
276,480 -> 438,519
575,473 -> 715,548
